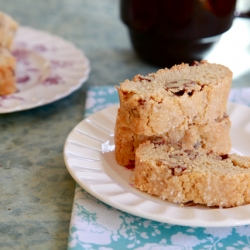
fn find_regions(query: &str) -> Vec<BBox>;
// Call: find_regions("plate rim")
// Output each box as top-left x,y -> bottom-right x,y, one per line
64,102 -> 250,227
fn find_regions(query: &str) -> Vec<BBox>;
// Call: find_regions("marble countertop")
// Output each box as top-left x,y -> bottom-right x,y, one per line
0,0 -> 249,249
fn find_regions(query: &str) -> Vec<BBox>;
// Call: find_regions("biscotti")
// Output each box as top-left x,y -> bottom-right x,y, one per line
0,11 -> 18,95
0,11 -> 18,50
117,60 -> 232,135
0,47 -> 16,95
115,61 -> 232,167
134,141 -> 250,208
115,109 -> 231,167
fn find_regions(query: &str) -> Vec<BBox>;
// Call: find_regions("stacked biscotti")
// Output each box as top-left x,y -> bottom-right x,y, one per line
134,141 -> 250,208
0,11 -> 18,95
115,60 -> 232,168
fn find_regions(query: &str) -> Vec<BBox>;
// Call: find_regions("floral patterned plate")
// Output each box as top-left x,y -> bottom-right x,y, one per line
0,26 -> 90,113
64,102 -> 250,228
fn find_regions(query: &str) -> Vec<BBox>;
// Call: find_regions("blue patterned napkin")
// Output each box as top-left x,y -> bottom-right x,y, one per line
68,86 -> 250,250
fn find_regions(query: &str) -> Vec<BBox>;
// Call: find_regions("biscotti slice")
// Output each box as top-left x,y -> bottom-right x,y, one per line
134,141 -> 250,208
0,11 -> 19,50
115,109 -> 231,167
0,47 -> 16,95
117,60 -> 232,136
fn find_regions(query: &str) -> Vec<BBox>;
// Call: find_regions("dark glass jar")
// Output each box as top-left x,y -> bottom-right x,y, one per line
120,0 -> 236,67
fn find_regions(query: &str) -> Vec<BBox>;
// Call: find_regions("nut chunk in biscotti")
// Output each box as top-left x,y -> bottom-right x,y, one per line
134,141 -> 250,208
117,60 -> 232,135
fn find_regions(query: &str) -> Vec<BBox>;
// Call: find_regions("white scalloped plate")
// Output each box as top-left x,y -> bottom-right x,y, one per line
64,102 -> 250,227
0,26 -> 90,113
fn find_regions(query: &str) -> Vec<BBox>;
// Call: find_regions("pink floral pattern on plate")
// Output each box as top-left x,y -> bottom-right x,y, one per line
0,26 -> 90,113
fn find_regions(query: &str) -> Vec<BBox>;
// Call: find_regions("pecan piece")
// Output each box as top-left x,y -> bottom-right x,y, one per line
165,79 -> 199,96
165,79 -> 196,89
190,61 -> 201,66
220,154 -> 229,160
152,137 -> 165,145
138,99 -> 146,105
170,165 -> 187,176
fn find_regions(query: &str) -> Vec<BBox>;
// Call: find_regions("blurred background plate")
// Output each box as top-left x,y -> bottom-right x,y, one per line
0,26 -> 90,113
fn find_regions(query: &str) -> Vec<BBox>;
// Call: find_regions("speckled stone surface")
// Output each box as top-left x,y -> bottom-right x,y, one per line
0,1 -> 156,249
0,0 -> 249,249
